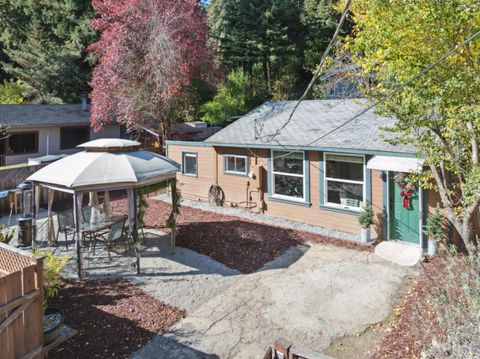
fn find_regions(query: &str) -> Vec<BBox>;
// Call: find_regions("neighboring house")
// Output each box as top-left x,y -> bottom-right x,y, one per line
166,99 -> 455,250
0,103 -> 124,166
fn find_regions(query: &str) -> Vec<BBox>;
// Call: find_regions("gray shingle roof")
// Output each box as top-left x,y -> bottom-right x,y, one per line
205,99 -> 417,155
0,104 -> 91,127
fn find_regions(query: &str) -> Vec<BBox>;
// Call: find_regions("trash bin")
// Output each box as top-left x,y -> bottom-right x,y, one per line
17,217 -> 33,247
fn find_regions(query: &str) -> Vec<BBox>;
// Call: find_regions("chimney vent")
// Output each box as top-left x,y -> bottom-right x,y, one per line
80,93 -> 88,111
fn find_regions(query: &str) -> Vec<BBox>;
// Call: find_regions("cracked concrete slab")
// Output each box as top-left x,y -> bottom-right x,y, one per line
134,243 -> 417,359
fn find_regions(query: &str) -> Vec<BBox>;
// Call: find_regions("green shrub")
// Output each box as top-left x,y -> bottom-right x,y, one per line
424,203 -> 447,243
358,201 -> 375,229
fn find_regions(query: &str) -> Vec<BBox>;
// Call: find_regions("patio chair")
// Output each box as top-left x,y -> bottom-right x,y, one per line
56,210 -> 74,250
96,217 -> 130,261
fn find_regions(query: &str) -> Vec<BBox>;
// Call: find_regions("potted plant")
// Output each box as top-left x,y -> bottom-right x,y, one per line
358,201 -> 375,243
424,203 -> 446,255
33,249 -> 69,345
0,224 -> 15,244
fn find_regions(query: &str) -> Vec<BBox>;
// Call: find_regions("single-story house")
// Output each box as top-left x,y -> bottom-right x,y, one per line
166,99 -> 448,250
0,103 -> 124,166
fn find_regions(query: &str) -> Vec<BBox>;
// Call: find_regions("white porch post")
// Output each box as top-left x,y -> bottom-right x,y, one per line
127,189 -> 140,274
170,180 -> 177,255
73,193 -> 84,280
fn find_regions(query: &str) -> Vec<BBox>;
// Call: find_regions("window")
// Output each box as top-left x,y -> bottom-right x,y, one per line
60,127 -> 90,149
7,132 -> 38,154
324,153 -> 364,210
271,151 -> 305,201
224,155 -> 247,175
182,152 -> 197,176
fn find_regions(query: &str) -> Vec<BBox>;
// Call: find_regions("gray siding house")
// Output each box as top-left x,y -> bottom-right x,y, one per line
0,104 -> 123,165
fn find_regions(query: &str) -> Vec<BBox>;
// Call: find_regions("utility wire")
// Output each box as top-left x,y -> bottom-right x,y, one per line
255,0 -> 353,141
247,28 -> 480,161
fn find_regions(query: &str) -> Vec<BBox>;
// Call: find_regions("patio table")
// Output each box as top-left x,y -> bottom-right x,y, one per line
81,215 -> 127,248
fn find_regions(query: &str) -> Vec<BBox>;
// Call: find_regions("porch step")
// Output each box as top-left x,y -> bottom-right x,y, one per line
374,241 -> 421,266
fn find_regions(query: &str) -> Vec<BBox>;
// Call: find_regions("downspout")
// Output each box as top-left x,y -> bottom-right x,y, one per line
46,129 -> 50,156
214,149 -> 219,185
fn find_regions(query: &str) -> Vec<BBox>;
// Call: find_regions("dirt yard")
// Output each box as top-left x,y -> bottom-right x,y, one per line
49,279 -> 185,358
112,197 -> 371,273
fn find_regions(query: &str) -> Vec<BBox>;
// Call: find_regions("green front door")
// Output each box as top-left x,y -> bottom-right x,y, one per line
389,175 -> 420,243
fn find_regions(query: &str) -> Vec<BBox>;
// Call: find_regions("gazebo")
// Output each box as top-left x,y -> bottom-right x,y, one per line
27,138 -> 180,279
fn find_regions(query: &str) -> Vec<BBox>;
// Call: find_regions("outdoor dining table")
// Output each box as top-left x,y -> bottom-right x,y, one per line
80,214 -> 127,246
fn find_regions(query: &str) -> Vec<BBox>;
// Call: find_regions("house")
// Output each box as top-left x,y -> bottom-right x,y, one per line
166,99 -> 446,250
0,103 -> 124,166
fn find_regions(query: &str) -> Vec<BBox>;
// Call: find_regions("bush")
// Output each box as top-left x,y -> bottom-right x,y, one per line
0,80 -> 26,104
423,247 -> 480,358
358,201 -> 375,229
424,203 -> 447,243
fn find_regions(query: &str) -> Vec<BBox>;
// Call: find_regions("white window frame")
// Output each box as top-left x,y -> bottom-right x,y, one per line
182,152 -> 198,177
323,152 -> 365,211
224,154 -> 248,176
271,150 -> 306,202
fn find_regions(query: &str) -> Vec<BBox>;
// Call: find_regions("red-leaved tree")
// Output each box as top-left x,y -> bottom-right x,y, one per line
89,0 -> 213,138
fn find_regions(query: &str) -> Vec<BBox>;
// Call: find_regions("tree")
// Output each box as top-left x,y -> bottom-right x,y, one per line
201,68 -> 251,125
0,80 -> 25,104
89,0 -> 214,139
344,0 -> 480,249
0,0 -> 95,103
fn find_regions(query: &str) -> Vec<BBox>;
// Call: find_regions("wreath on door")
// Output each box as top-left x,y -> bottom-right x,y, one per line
393,172 -> 416,209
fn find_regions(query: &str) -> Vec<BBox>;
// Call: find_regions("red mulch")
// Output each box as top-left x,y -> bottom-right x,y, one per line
373,257 -> 445,358
112,197 -> 371,273
49,279 -> 185,359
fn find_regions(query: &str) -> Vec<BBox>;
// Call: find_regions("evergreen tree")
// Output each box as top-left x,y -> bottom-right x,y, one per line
0,0 -> 96,103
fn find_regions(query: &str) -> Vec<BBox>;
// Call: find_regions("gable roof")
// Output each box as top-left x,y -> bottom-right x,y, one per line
0,104 -> 91,127
205,99 -> 417,155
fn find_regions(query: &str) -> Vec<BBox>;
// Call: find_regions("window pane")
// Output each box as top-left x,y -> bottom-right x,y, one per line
60,127 -> 90,149
235,157 -> 246,173
184,155 -> 197,175
326,181 -> 363,208
225,156 -> 235,172
326,159 -> 363,181
8,133 -> 37,154
273,152 -> 303,174
274,174 -> 303,198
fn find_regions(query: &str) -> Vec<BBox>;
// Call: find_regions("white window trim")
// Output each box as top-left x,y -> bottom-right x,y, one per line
224,154 -> 248,175
182,152 -> 197,177
271,150 -> 306,202
323,152 -> 365,212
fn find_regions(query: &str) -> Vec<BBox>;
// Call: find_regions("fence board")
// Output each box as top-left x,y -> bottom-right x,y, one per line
22,265 -> 37,356
0,276 -> 8,356
6,270 -> 24,358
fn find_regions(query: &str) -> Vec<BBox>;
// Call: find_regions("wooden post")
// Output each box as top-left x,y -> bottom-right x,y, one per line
31,182 -> 36,249
73,193 -> 84,280
127,189 -> 140,274
170,180 -> 177,255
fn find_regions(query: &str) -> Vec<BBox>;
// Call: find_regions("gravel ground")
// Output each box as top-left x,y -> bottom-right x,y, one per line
49,278 -> 185,359
156,194 -> 362,242
58,230 -> 243,313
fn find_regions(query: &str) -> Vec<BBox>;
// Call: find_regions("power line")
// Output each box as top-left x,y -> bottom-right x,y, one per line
246,28 -> 480,160
255,0 -> 353,141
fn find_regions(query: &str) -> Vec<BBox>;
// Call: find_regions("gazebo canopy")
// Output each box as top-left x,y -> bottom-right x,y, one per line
27,139 -> 180,192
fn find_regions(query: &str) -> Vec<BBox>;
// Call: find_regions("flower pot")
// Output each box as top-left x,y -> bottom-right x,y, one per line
360,228 -> 371,243
43,307 -> 64,345
427,239 -> 438,256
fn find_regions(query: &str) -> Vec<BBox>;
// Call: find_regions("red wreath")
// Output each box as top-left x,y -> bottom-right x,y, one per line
400,189 -> 413,208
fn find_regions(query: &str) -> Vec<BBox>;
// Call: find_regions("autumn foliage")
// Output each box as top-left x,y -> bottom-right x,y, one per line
89,0 -> 212,134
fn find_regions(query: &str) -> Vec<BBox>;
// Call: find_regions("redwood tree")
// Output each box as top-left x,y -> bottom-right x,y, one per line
89,0 -> 213,138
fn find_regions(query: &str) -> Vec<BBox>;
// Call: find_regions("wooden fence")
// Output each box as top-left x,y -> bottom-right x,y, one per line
0,243 -> 43,359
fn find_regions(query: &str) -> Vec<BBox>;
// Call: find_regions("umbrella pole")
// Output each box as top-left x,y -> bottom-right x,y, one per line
127,189 -> 140,274
73,193 -> 84,280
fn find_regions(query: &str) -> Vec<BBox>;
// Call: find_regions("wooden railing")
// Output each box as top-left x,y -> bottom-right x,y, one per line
0,243 -> 44,359
265,338 -> 334,359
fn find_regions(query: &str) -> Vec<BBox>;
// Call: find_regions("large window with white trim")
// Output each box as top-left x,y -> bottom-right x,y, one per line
224,155 -> 247,175
182,152 -> 197,176
272,151 -> 305,200
324,153 -> 364,209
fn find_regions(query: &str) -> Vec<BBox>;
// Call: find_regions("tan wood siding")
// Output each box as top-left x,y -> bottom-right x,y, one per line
371,170 -> 384,240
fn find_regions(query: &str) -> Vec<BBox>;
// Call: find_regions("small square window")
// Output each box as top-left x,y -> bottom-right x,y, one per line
224,155 -> 247,175
182,153 -> 197,176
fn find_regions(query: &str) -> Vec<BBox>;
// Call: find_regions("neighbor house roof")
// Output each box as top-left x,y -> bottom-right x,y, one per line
0,104 -> 92,127
205,99 -> 417,155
